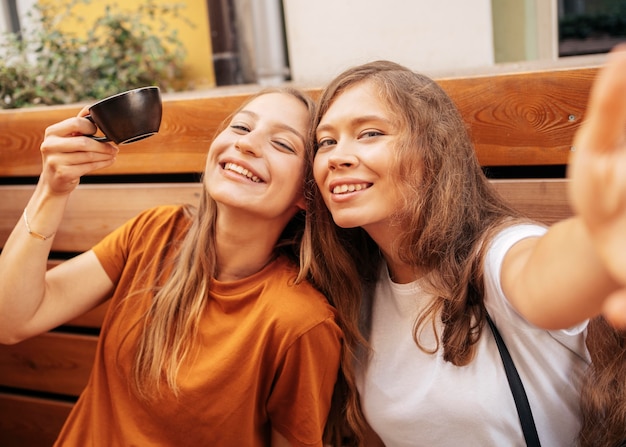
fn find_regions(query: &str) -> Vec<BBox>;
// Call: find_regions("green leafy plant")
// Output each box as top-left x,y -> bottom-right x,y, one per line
0,0 -> 192,109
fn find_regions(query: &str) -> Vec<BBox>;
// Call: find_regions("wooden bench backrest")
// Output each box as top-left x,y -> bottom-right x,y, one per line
0,66 -> 598,446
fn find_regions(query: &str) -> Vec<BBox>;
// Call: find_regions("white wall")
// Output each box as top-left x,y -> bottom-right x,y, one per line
282,0 -> 495,85
0,0 -> 38,35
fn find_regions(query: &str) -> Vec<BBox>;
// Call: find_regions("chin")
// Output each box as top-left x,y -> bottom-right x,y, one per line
331,215 -> 363,230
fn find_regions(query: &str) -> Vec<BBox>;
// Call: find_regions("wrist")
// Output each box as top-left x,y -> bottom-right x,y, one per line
22,208 -> 56,241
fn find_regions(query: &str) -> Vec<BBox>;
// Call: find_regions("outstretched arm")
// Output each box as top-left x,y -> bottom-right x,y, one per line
0,109 -> 118,344
500,46 -> 626,329
568,44 -> 626,327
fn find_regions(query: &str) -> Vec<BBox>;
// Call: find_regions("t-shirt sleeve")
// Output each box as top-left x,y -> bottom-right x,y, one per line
267,316 -> 342,447
92,205 -> 182,284
92,213 -> 140,284
483,223 -> 588,338
483,223 -> 547,322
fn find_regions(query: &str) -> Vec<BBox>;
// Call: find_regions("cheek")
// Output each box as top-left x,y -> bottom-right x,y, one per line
204,139 -> 221,167
278,157 -> 306,192
203,153 -> 213,174
312,155 -> 326,187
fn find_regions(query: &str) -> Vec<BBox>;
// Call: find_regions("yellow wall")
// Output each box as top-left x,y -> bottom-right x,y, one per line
39,0 -> 215,88
492,0 -> 554,63
492,0 -> 528,63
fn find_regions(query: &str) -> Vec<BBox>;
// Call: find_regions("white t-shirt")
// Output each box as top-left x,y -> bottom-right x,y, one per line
357,224 -> 590,447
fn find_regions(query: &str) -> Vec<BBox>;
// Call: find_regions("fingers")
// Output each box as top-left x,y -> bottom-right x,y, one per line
602,288 -> 626,329
77,105 -> 91,118
567,45 -> 626,322
44,115 -> 97,140
574,44 -> 626,154
40,117 -> 119,194
42,117 -> 118,159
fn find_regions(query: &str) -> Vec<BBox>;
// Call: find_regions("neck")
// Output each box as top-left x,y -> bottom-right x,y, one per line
366,224 -> 425,284
216,251 -> 276,281
213,210 -> 283,282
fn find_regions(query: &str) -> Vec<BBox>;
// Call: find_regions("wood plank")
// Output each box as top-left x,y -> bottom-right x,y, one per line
0,183 -> 201,252
0,332 -> 97,396
0,89 -> 255,177
491,178 -> 572,225
1,180 -> 571,252
438,67 -> 597,167
65,302 -> 108,329
0,393 -> 72,447
0,62 -> 592,447
0,66 -> 598,177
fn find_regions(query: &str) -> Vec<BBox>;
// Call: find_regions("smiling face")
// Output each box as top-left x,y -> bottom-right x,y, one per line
313,80 -> 410,240
205,92 -> 310,225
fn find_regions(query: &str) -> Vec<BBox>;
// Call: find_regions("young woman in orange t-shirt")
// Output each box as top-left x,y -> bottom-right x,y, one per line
0,88 -> 361,446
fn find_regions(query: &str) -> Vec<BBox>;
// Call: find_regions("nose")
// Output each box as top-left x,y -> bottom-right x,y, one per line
327,144 -> 358,170
235,133 -> 262,157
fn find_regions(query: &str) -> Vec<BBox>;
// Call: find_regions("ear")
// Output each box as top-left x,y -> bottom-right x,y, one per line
295,194 -> 306,211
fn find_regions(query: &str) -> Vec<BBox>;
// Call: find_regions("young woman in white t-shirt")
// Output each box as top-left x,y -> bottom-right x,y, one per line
307,46 -> 626,446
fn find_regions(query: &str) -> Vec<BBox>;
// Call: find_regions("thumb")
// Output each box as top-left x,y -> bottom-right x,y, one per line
602,288 -> 626,329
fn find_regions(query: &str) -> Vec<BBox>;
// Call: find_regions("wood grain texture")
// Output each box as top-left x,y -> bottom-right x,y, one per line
0,183 -> 201,252
0,65 -> 593,446
0,90 -> 253,177
491,178 -> 572,225
437,67 -> 597,166
0,393 -> 72,447
66,302 -> 109,329
0,179 -> 570,254
0,332 -> 97,396
0,66 -> 598,177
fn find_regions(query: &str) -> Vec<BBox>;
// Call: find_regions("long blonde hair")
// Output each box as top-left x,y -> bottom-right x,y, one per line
127,87 -> 366,447
130,87 -> 315,398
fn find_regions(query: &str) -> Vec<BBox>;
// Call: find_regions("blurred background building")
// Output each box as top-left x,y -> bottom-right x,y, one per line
1,0 -> 624,90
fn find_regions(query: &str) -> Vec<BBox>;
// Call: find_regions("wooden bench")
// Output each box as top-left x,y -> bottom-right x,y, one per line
0,65 -> 599,446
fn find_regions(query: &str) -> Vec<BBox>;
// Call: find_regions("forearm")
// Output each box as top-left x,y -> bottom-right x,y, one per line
0,186 -> 70,343
505,217 -> 620,330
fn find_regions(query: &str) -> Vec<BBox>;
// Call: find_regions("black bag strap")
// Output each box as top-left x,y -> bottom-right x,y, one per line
486,313 -> 541,447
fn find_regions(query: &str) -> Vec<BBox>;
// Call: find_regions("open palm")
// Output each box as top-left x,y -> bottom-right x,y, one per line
568,45 -> 626,324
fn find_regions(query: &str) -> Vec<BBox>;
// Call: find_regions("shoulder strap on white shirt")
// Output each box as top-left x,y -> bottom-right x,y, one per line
486,313 -> 541,447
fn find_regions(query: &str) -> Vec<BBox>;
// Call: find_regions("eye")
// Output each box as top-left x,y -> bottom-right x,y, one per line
316,137 -> 336,150
360,129 -> 384,139
230,123 -> 250,133
272,139 -> 297,153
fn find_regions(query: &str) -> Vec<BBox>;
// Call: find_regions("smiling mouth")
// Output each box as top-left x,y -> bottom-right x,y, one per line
331,183 -> 371,194
223,162 -> 262,183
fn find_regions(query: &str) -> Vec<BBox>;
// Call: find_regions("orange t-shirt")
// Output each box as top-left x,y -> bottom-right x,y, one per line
54,205 -> 342,447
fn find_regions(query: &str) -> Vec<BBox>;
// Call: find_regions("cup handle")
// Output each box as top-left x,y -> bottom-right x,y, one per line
84,115 -> 111,143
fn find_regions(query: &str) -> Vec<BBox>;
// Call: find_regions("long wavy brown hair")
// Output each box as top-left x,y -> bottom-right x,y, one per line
125,87 -> 361,446
579,316 -> 626,446
306,61 -> 524,445
309,60 -> 520,366
308,60 -> 626,446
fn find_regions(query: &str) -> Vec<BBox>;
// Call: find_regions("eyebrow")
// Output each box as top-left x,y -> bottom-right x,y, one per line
316,115 -> 393,134
237,110 -> 306,144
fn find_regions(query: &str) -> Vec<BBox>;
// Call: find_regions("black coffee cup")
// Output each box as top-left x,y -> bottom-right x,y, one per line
85,86 -> 162,144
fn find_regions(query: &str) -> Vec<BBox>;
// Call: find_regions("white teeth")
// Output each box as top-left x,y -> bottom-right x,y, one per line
224,162 -> 261,183
332,183 -> 369,194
